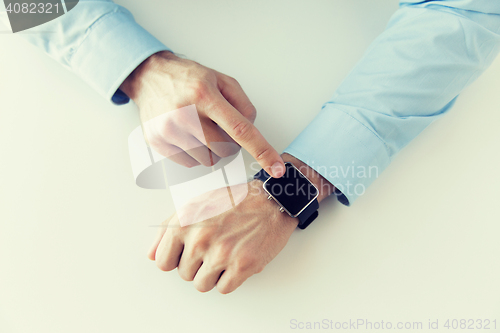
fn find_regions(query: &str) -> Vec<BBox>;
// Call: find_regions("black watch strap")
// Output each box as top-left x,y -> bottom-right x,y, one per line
297,198 -> 319,230
253,169 -> 319,229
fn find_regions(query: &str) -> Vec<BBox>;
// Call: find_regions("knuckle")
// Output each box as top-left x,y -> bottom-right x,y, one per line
254,263 -> 265,274
217,150 -> 231,158
231,120 -> 254,142
246,105 -> 257,122
175,108 -> 197,128
177,268 -> 193,281
149,140 -> 177,159
162,115 -> 177,131
183,162 -> 196,169
235,255 -> 257,273
145,133 -> 163,149
226,76 -> 239,86
169,225 -> 183,239
189,80 -> 210,102
188,240 -> 209,257
193,281 -> 213,293
254,147 -> 272,162
217,283 -> 233,295
156,259 -> 174,272
211,243 -> 233,266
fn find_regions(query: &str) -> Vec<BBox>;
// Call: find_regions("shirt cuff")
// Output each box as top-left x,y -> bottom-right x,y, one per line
70,9 -> 171,105
284,103 -> 392,206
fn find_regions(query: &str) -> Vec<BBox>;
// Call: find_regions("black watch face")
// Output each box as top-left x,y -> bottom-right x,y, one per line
264,163 -> 318,216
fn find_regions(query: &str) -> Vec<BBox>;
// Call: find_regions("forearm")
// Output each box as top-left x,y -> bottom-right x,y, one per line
119,50 -> 176,105
285,1 -> 500,205
11,0 -> 170,104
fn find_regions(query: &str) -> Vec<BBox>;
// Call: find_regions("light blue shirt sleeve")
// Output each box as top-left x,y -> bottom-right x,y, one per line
10,0 -> 171,104
284,0 -> 500,206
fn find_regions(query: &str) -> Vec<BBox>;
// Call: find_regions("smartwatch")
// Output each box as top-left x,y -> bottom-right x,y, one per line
254,162 -> 319,229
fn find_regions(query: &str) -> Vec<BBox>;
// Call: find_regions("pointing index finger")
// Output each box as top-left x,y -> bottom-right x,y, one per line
206,95 -> 285,178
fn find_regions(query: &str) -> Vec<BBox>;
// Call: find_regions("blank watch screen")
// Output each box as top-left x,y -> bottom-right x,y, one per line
264,163 -> 318,216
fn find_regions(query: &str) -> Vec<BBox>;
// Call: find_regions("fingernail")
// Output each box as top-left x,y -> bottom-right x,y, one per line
271,162 -> 285,178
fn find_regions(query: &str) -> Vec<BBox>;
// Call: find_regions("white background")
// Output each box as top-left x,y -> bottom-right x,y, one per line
1,1 -> 499,332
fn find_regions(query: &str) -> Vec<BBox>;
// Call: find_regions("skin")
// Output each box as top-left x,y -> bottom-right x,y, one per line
120,50 -> 286,178
120,51 -> 335,293
147,153 -> 335,294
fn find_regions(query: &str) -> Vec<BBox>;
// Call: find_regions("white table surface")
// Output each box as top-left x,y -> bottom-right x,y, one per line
1,1 -> 499,332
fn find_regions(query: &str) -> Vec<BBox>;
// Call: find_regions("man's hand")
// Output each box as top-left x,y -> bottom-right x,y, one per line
147,154 -> 335,294
120,51 -> 285,178
147,180 -> 298,294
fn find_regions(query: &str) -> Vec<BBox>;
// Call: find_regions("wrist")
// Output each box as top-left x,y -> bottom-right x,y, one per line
119,50 -> 177,104
248,179 -> 300,230
280,153 -> 334,203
